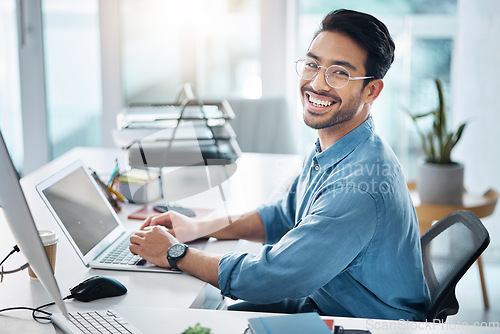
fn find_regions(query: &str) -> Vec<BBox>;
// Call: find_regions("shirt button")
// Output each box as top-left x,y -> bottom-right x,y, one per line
314,165 -> 319,171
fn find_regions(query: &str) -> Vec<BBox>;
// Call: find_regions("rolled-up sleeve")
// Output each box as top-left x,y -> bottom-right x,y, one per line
218,186 -> 378,303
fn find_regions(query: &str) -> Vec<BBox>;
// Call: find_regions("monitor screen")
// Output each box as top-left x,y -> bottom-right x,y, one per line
0,129 -> 68,317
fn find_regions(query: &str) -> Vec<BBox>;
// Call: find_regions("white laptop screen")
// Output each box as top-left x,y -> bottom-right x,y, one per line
40,165 -> 119,255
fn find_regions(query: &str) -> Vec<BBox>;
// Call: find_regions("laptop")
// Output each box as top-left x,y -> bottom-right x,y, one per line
36,159 -> 207,273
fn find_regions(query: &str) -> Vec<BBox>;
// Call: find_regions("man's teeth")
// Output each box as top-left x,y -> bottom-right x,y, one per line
309,96 -> 333,107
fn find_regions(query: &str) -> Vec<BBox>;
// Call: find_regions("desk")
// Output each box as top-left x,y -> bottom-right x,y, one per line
408,182 -> 498,310
1,149 -> 496,333
0,148 -> 302,332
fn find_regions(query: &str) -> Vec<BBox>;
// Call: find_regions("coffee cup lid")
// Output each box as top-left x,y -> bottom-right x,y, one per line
39,230 -> 58,246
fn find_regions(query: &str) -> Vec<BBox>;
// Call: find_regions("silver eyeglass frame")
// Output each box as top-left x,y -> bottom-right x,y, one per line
296,58 -> 374,89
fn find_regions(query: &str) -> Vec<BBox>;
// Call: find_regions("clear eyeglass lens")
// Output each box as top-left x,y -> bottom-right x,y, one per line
296,59 -> 317,80
326,66 -> 350,88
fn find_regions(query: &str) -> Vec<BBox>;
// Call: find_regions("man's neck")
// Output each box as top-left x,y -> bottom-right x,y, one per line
317,111 -> 371,152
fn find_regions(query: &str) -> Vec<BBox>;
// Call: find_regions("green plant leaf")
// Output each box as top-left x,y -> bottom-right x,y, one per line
441,132 -> 454,164
409,110 -> 435,120
427,132 -> 436,163
421,133 -> 430,158
443,122 -> 467,163
182,323 -> 212,334
435,79 -> 446,142
454,122 -> 467,144
403,77 -> 467,164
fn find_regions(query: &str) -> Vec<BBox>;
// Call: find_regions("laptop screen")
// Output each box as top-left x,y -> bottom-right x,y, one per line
40,166 -> 119,255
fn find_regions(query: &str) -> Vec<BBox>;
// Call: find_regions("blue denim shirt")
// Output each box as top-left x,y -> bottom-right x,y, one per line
218,117 -> 430,320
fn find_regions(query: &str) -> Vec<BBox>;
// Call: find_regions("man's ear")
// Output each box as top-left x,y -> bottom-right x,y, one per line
363,79 -> 384,103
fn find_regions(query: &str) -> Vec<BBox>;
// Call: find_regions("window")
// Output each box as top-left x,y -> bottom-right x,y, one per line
120,0 -> 261,104
0,0 -> 23,171
43,0 -> 102,159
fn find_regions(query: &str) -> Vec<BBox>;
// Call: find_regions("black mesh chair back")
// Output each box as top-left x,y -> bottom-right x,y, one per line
421,210 -> 490,322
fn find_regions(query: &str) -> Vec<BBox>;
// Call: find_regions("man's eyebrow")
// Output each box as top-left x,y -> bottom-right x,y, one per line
306,52 -> 358,72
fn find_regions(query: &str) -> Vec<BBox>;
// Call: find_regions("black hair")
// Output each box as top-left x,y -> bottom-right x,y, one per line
314,9 -> 395,82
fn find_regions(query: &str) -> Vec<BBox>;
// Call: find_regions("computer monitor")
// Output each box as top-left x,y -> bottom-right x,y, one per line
0,129 -> 68,318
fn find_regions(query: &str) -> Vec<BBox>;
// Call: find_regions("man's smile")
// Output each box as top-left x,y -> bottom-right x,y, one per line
304,90 -> 340,114
309,95 -> 332,107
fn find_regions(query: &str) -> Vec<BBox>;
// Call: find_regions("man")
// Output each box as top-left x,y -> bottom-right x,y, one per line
130,9 -> 430,320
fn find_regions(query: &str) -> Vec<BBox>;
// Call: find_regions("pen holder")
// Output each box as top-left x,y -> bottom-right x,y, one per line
119,169 -> 162,204
93,172 -> 124,213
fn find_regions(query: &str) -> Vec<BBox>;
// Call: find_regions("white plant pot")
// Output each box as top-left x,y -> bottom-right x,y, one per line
417,161 -> 464,205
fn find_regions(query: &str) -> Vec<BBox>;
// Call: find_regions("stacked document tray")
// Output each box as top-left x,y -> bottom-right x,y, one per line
114,100 -> 241,167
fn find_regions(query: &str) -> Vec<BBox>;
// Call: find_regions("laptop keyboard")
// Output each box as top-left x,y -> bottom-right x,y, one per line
52,309 -> 142,334
100,236 -> 146,266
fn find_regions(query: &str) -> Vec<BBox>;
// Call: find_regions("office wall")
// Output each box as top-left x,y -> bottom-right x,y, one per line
228,97 -> 299,154
452,0 -> 500,256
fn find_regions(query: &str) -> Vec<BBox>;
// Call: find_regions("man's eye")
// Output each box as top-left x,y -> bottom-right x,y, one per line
305,62 -> 318,69
332,69 -> 349,77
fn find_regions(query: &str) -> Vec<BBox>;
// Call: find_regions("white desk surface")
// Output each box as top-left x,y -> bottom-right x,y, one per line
1,148 -> 497,333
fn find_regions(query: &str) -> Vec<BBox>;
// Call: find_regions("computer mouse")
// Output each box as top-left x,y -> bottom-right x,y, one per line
70,276 -> 127,302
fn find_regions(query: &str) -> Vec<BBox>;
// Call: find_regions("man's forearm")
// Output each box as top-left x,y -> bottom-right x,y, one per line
175,211 -> 264,289
177,248 -> 222,288
208,210 -> 266,243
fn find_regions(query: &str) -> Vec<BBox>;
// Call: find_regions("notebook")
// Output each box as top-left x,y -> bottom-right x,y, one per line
247,313 -> 333,334
36,160 -> 208,273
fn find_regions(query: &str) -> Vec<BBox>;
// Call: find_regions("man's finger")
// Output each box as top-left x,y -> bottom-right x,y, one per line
143,225 -> 167,233
130,233 -> 144,245
129,243 -> 139,255
149,216 -> 164,227
140,215 -> 156,230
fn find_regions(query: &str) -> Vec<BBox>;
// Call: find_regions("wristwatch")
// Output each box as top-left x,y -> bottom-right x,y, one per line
167,243 -> 189,270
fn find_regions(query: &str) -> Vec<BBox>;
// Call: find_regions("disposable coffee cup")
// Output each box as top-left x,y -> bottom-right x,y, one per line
28,230 -> 58,278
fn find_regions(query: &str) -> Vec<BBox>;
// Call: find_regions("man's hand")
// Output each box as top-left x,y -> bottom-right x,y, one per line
130,224 -> 222,288
140,211 -> 200,243
129,226 -> 177,268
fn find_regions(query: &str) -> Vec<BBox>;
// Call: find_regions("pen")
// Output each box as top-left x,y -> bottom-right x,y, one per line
107,160 -> 120,186
109,171 -> 119,188
108,186 -> 125,201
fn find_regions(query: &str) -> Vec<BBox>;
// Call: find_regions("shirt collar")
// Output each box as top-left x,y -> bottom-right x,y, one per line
313,117 -> 375,171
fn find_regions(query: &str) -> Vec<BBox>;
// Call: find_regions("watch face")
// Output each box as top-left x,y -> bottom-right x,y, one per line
169,244 -> 185,257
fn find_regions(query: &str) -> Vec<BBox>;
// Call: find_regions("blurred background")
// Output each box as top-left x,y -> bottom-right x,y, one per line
0,0 -> 464,174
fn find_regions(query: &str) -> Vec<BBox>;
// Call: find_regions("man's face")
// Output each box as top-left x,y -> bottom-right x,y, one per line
300,31 -> 370,130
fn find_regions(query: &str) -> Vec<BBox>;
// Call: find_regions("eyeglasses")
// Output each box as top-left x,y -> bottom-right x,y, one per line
296,57 -> 374,89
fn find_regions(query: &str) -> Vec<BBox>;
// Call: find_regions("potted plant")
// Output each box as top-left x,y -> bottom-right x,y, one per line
406,78 -> 467,205
182,323 -> 212,334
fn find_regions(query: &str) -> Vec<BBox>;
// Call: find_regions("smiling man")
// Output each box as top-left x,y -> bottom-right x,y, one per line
130,9 -> 430,321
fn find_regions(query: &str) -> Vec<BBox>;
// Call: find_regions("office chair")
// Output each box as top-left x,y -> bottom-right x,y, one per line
421,210 -> 490,322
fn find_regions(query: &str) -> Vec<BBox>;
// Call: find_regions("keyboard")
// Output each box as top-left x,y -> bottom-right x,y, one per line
100,235 -> 146,266
51,309 -> 143,334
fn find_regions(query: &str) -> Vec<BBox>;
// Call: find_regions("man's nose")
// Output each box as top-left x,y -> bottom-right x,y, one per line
310,67 -> 331,92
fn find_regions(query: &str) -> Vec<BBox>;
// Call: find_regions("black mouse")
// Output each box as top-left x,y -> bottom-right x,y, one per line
70,276 -> 127,302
